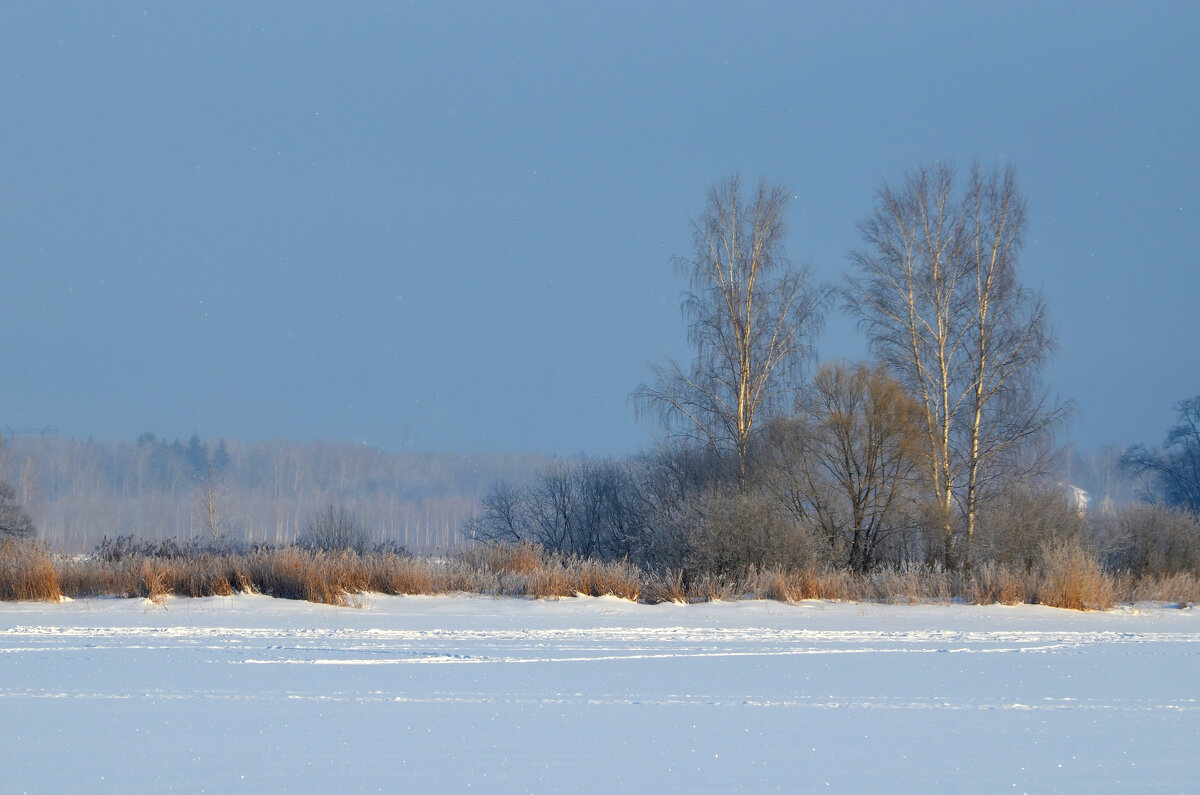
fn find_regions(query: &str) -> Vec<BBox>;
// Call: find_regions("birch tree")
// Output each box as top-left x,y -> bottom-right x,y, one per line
636,176 -> 829,483
847,162 -> 1066,568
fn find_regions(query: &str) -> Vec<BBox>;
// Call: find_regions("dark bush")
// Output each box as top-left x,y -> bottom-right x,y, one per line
300,505 -> 369,553
0,482 -> 35,540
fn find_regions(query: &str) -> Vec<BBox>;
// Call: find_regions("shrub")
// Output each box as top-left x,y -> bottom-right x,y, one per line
300,505 -> 369,554
684,488 -> 829,576
1090,503 -> 1200,576
0,483 -> 36,540
975,486 -> 1085,572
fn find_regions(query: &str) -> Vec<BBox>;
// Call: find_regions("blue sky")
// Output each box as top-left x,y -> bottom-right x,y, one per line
1,2 -> 1196,455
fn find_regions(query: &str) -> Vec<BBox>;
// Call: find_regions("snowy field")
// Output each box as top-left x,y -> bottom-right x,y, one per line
1,595 -> 1197,793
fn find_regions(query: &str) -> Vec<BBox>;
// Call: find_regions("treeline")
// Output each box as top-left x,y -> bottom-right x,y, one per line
467,438 -> 1200,584
0,435 -> 548,552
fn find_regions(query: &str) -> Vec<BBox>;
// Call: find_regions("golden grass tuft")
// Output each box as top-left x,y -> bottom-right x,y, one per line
0,539 -> 62,602
459,542 -> 544,575
1032,542 -> 1114,611
364,554 -> 444,595
137,559 -> 171,603
523,565 -> 575,599
963,563 -> 1027,606
751,567 -> 814,604
576,559 -> 641,601
643,570 -> 689,604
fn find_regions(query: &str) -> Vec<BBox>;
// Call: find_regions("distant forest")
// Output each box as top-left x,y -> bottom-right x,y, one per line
0,434 -> 549,552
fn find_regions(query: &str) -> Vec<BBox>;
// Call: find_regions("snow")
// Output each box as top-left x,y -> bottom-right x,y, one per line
1,595 -> 1197,792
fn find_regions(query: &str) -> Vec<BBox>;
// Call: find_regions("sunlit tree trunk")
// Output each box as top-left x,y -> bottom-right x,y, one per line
636,176 -> 829,486
849,162 -> 1066,569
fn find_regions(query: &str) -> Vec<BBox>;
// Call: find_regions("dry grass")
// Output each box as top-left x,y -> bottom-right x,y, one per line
58,553 -> 247,601
42,543 -> 647,607
1029,542 -> 1114,611
458,542 -> 544,576
861,566 -> 931,603
962,562 -> 1027,606
363,554 -> 448,595
747,567 -> 818,603
4,538 -> 1196,611
1111,571 -> 1200,606
689,571 -> 740,602
0,539 -> 62,602
575,559 -> 641,601
748,567 -> 854,602
242,548 -> 372,605
643,570 -> 689,604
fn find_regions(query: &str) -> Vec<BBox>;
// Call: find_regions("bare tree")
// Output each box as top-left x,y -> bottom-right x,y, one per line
1121,396 -> 1200,513
975,484 -> 1086,572
187,439 -> 228,542
847,162 -> 1068,568
636,176 -> 829,482
629,442 -> 735,570
467,460 -> 647,561
466,482 -> 527,545
758,362 -> 926,570
198,467 -> 222,540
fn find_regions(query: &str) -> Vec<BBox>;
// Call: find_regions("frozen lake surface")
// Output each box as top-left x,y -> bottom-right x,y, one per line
1,594 -> 1197,792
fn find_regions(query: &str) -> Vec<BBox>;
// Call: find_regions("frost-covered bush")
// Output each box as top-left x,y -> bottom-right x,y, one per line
974,486 -> 1085,572
300,505 -> 369,554
1089,503 -> 1200,576
682,488 -> 830,576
